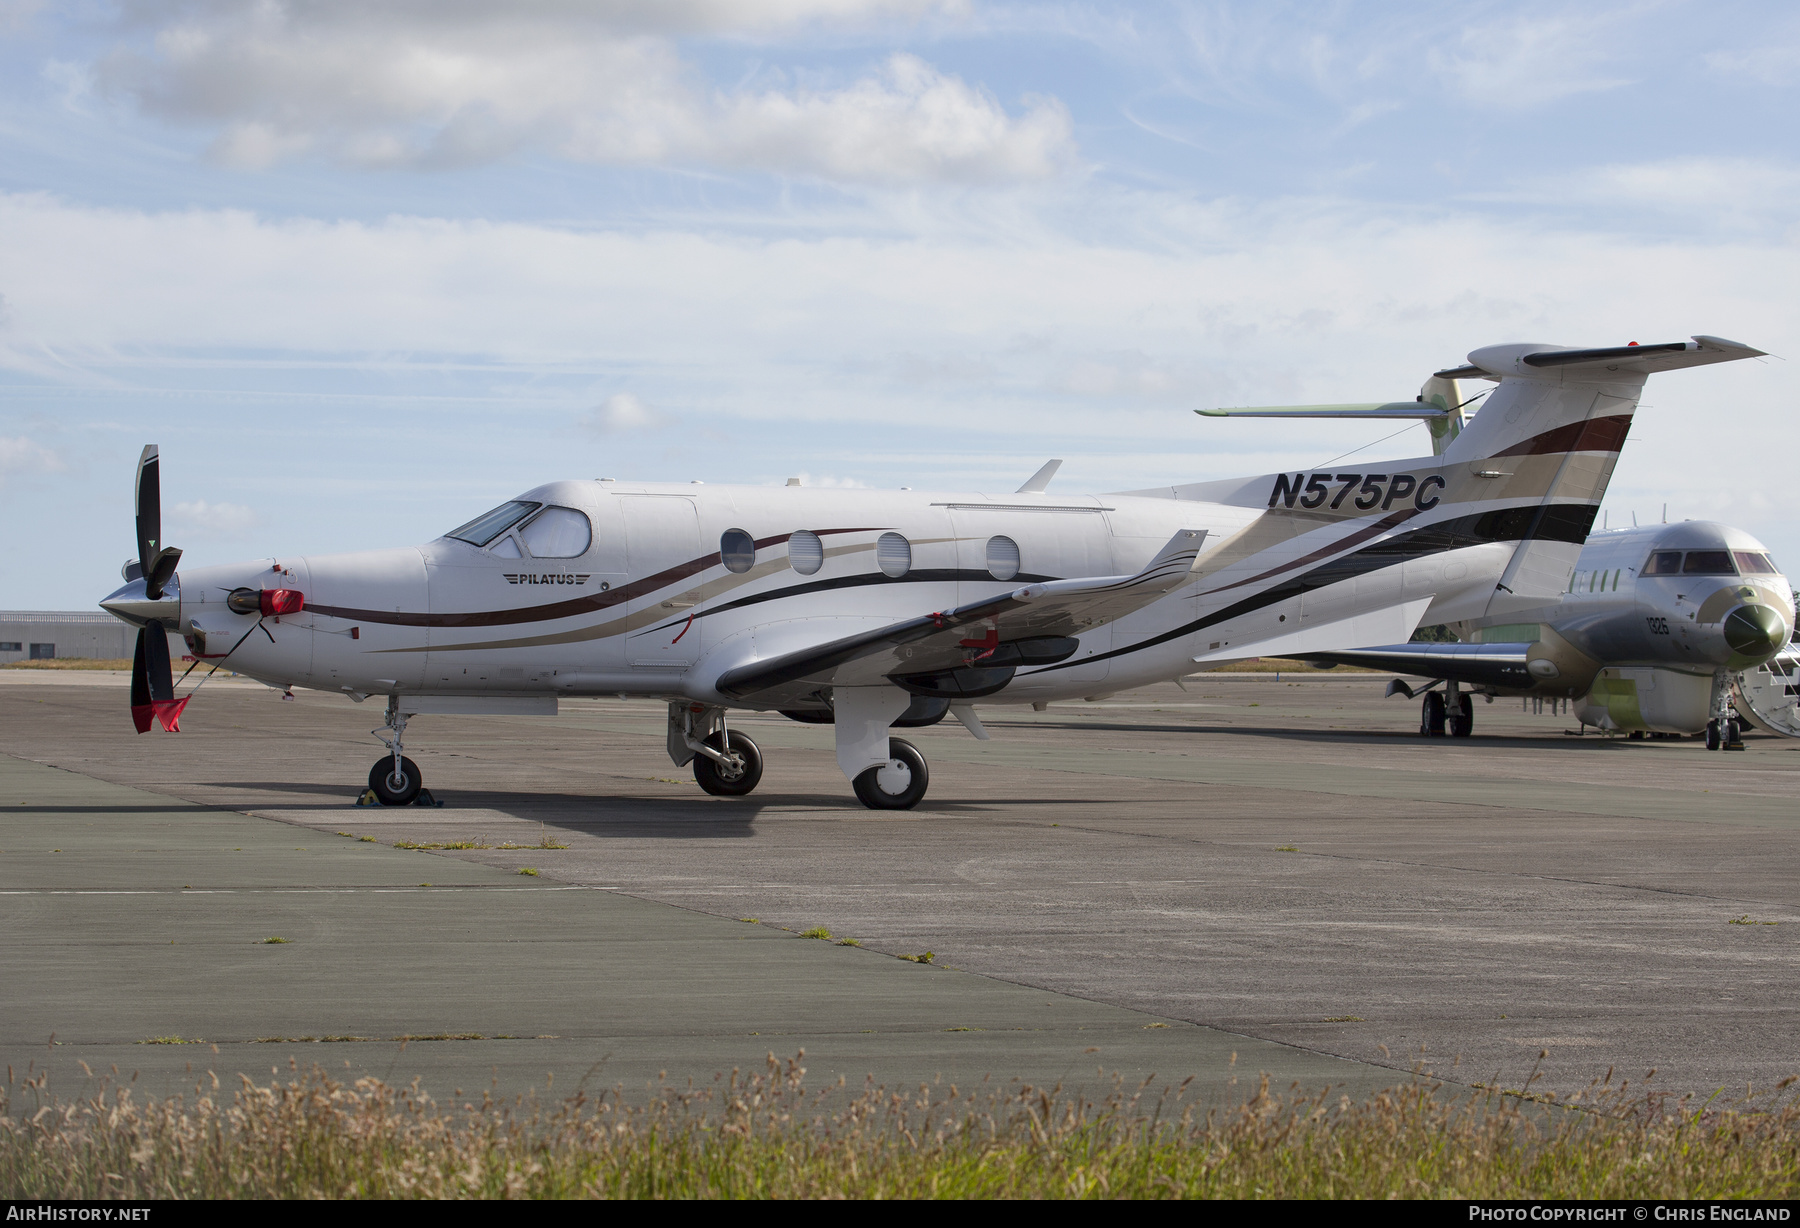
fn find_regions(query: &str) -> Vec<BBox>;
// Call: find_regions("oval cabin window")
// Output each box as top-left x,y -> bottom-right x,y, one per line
721,528 -> 756,574
986,535 -> 1020,581
788,529 -> 824,575
876,532 -> 912,578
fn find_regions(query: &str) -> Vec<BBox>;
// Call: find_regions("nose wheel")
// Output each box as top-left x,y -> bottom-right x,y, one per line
852,737 -> 929,810
368,755 -> 423,806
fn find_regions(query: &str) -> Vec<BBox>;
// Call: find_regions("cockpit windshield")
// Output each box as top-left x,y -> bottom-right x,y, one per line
1734,551 -> 1781,575
446,501 -> 541,547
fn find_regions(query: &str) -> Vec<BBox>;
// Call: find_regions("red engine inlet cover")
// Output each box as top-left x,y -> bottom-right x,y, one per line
260,589 -> 305,616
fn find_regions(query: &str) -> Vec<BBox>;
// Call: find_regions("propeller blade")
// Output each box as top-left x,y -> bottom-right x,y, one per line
130,628 -> 153,733
135,445 -> 160,587
131,619 -> 189,733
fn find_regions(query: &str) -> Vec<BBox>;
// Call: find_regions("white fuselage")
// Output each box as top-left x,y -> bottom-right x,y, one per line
167,476 -> 1523,709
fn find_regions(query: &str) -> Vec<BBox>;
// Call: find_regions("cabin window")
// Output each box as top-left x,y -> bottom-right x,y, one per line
447,501 -> 541,547
1682,550 -> 1735,576
789,530 -> 824,575
1734,551 -> 1779,575
986,535 -> 1020,581
1642,551 -> 1682,576
720,528 -> 756,574
876,532 -> 912,578
520,507 -> 592,558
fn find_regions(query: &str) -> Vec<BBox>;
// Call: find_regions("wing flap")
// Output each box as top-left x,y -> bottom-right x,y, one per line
1191,596 -> 1434,665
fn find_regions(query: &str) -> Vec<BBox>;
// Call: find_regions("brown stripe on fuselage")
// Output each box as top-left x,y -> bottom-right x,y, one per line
308,527 -> 884,629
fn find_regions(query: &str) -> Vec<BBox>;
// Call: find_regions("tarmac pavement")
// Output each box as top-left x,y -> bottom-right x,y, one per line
4,670 -> 1797,1104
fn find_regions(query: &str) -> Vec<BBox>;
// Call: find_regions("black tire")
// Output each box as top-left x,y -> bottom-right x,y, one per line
851,737 -> 929,810
1705,719 -> 1721,751
693,731 -> 764,796
1725,718 -> 1743,749
1449,692 -> 1474,738
368,756 -> 422,806
1421,692 -> 1446,737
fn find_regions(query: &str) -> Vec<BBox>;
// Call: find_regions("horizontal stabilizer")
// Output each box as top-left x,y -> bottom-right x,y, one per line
1197,402 -> 1449,419
1191,597 -> 1434,665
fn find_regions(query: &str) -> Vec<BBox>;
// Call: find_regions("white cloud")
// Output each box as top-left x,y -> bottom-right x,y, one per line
89,1 -> 1064,183
0,435 -> 63,484
582,392 -> 666,433
170,499 -> 258,536
1470,157 -> 1800,229
1426,10 -> 1635,109
1705,40 -> 1800,86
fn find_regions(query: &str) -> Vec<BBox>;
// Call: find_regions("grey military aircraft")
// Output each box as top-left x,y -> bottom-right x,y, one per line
101,335 -> 1767,806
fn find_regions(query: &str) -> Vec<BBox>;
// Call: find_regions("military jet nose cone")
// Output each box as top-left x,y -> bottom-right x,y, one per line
1725,603 -> 1787,660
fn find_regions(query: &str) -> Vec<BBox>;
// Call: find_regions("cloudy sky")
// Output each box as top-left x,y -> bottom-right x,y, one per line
3,0 -> 1797,608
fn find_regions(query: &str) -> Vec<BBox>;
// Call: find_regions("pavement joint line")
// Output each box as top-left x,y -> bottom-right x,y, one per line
0,885 -> 611,896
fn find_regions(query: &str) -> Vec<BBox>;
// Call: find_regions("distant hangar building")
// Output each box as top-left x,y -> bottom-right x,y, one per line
0,611 -> 136,663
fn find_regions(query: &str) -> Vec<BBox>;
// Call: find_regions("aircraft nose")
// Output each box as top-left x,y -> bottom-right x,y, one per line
1724,603 -> 1787,661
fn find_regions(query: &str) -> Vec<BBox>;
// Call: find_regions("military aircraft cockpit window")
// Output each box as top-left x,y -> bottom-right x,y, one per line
986,535 -> 1020,581
1734,551 -> 1780,575
1643,551 -> 1683,576
721,528 -> 756,574
876,532 -> 912,578
447,501 -> 541,547
1682,550 -> 1736,575
519,507 -> 592,558
788,530 -> 824,575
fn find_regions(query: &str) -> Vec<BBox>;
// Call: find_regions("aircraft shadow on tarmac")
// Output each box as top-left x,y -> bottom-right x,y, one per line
201,779 -> 1088,830
998,719 -> 1704,748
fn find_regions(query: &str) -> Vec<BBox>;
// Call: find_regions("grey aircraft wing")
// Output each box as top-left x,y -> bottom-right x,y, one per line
1298,642 -> 1538,689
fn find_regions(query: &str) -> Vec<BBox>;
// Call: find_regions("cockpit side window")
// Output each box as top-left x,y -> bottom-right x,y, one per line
1734,551 -> 1779,575
448,501 -> 541,547
519,507 -> 593,558
1643,551 -> 1683,576
1682,550 -> 1736,575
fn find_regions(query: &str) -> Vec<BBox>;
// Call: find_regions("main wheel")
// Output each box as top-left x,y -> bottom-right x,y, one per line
693,731 -> 764,796
1448,693 -> 1474,738
1421,692 -> 1447,737
1705,719 -> 1721,751
368,755 -> 422,806
851,737 -> 929,810
1725,718 -> 1743,749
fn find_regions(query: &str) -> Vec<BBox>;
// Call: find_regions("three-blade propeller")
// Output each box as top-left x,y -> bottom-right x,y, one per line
130,445 -> 188,734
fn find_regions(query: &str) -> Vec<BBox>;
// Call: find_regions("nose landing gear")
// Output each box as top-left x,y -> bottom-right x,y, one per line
366,700 -> 425,805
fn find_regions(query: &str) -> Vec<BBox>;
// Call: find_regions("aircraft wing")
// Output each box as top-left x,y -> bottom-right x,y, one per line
1296,642 -> 1537,689
714,529 -> 1207,704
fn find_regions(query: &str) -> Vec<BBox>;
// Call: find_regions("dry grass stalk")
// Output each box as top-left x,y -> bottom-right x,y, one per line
3,1056 -> 1798,1199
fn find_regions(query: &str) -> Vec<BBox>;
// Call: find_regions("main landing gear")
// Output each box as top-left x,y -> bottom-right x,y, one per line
850,738 -> 929,810
669,703 -> 766,796
368,700 -> 423,805
1420,685 -> 1473,738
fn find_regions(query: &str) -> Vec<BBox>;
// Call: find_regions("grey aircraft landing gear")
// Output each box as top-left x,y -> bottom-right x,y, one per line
1448,690 -> 1474,738
1705,671 -> 1746,751
369,701 -> 423,805
1421,691 -> 1446,737
851,737 -> 929,810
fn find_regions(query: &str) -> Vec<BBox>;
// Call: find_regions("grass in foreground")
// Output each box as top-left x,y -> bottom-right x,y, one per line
4,1055 -> 1797,1199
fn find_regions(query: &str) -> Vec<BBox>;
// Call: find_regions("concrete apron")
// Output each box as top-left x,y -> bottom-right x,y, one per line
0,753 -> 1400,1108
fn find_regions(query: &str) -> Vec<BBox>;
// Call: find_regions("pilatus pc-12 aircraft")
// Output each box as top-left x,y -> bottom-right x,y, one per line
101,334 -> 1764,809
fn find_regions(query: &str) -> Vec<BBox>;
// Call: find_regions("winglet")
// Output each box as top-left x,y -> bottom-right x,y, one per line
1015,459 -> 1062,494
1141,529 -> 1208,586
